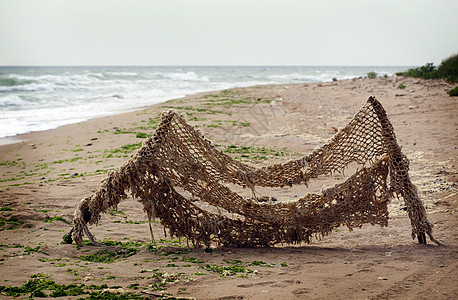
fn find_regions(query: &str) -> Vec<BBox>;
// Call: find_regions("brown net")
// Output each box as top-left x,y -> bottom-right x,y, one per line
69,97 -> 439,247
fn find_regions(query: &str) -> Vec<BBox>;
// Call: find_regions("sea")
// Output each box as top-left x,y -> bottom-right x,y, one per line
0,66 -> 408,142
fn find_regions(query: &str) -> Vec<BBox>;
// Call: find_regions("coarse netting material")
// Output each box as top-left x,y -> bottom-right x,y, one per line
69,97 -> 440,247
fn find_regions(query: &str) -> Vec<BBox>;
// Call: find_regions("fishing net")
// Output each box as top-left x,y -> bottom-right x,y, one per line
69,97 -> 439,247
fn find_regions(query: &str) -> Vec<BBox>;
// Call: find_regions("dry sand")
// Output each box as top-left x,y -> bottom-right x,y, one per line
0,76 -> 457,299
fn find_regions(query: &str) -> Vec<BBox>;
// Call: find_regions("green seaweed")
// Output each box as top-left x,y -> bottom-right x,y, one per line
79,248 -> 137,263
0,216 -> 25,231
182,257 -> 204,264
0,274 -> 149,299
62,233 -> 73,244
202,263 -> 253,277
448,86 -> 458,96
43,216 -> 69,224
106,142 -> 143,154
0,206 -> 13,212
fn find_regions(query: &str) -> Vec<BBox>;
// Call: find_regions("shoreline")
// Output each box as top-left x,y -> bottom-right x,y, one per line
0,82 -> 288,145
0,77 -> 456,299
0,81 -> 301,146
0,136 -> 24,146
0,96 -> 186,144
0,65 -> 411,142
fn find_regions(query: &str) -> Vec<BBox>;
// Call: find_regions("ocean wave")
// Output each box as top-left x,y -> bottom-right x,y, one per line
9,74 -> 96,87
129,89 -> 167,99
44,74 -> 97,83
0,95 -> 30,108
0,83 -> 55,92
268,73 -> 321,82
0,77 -> 36,87
106,71 -> 138,77
155,71 -> 210,82
87,71 -> 140,80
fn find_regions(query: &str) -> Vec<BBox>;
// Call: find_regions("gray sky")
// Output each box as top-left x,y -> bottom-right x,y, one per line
1,0 -> 457,66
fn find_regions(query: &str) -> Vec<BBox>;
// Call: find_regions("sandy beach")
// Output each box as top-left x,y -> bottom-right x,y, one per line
0,76 -> 457,299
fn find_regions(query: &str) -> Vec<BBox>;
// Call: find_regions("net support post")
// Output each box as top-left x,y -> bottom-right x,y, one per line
418,232 -> 427,244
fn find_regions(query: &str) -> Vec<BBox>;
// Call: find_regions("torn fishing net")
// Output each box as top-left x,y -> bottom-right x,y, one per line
69,97 -> 439,247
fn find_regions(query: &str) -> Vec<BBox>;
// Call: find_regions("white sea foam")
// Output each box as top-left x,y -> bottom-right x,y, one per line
157,71 -> 210,82
0,83 -> 55,92
0,95 -> 29,107
268,73 -> 319,82
107,71 -> 138,76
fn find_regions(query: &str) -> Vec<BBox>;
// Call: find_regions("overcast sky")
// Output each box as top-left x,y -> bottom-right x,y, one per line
1,0 -> 457,66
